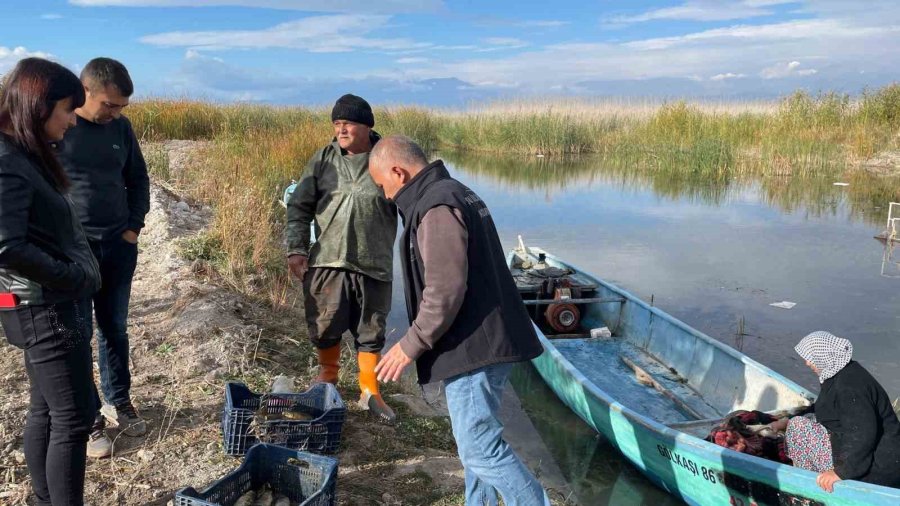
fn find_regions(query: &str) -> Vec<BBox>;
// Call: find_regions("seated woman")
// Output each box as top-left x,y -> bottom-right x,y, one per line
768,331 -> 900,492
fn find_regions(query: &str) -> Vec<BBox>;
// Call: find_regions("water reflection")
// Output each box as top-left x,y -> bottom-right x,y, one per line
441,150 -> 900,227
429,149 -> 900,504
883,240 -> 900,278
379,150 -> 899,504
441,150 -> 734,206
510,363 -> 683,505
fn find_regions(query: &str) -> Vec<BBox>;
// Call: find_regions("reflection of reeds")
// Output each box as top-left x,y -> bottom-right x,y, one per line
442,148 -> 900,227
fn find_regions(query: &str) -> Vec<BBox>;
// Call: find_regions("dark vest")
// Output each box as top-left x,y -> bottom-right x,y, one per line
394,160 -> 543,384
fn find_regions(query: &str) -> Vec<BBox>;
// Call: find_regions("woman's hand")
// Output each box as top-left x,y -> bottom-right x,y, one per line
816,469 -> 842,493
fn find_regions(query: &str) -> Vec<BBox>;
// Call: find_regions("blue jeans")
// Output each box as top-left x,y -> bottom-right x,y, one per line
86,236 -> 138,408
443,363 -> 550,506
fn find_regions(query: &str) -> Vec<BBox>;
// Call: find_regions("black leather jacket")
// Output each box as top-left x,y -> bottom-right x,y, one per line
0,134 -> 101,308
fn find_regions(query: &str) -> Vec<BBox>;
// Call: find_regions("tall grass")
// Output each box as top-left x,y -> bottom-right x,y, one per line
130,84 -> 900,163
129,99 -> 328,141
130,84 -> 900,304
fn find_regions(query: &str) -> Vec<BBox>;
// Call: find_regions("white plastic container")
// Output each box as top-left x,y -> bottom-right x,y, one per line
590,327 -> 612,339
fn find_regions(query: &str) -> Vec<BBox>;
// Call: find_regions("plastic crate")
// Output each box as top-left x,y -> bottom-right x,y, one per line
175,443 -> 337,506
222,382 -> 346,456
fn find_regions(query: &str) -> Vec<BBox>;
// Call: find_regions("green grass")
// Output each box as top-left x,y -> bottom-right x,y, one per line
178,233 -> 226,265
155,342 -> 177,356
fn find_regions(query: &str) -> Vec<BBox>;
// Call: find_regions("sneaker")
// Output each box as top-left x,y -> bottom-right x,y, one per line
101,402 -> 147,437
87,417 -> 112,459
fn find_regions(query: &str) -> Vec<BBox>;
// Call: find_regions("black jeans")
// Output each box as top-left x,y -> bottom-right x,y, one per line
0,299 -> 96,506
87,236 -> 138,407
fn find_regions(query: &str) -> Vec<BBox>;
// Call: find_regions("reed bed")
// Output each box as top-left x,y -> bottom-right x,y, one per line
130,85 -> 900,304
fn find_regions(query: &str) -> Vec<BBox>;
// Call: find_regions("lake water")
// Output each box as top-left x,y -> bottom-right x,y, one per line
386,150 -> 900,504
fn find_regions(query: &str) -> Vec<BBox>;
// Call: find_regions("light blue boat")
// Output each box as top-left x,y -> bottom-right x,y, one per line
508,245 -> 900,506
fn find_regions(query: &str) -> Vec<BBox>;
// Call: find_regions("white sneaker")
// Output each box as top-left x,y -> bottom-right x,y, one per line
87,427 -> 112,459
101,402 -> 147,437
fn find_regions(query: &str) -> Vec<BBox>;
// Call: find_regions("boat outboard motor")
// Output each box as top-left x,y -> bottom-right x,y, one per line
543,278 -> 581,333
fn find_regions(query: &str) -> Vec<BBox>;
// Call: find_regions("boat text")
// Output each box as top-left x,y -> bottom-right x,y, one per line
657,444 -> 720,484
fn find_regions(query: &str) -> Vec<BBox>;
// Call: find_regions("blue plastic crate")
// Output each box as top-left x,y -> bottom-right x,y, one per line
175,443 -> 337,506
222,382 -> 346,456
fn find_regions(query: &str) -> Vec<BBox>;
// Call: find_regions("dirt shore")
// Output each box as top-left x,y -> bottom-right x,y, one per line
0,141 -> 466,505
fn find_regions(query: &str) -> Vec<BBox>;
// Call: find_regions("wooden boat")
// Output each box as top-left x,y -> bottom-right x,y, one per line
508,244 -> 900,506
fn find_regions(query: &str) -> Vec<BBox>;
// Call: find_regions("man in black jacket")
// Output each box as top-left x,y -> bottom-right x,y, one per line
369,136 -> 549,505
57,58 -> 150,458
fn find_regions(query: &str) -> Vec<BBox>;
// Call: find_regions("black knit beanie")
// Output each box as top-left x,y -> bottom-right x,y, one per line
331,94 -> 374,127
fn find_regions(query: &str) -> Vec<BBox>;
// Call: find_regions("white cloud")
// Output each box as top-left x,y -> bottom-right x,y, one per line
760,60 -> 818,79
608,1 -> 794,24
396,57 -> 428,64
475,37 -> 529,52
0,46 -> 54,74
516,20 -> 569,28
429,45 -> 478,51
624,19 -> 897,51
157,50 -> 496,105
69,0 -> 443,13
710,72 -> 747,81
483,37 -> 526,47
185,49 -> 223,62
163,50 -> 297,101
69,0 -> 444,14
140,14 -> 431,53
40,13 -> 64,19
396,5 -> 900,93
143,0 -> 900,101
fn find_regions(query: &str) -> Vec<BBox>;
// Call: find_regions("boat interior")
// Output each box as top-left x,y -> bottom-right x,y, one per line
511,248 -> 812,438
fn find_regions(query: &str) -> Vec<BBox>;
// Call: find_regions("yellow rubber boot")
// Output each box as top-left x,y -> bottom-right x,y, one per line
314,345 -> 341,385
357,351 -> 397,423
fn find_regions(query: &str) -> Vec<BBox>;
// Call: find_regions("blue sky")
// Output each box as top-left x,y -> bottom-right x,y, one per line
2,1 -> 898,105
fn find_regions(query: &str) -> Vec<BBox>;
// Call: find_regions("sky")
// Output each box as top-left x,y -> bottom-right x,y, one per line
1,0 -> 899,106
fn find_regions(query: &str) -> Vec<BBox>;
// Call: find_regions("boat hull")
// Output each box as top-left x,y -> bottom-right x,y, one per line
518,250 -> 900,506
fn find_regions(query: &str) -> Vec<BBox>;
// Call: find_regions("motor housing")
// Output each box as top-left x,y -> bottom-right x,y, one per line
544,286 -> 581,333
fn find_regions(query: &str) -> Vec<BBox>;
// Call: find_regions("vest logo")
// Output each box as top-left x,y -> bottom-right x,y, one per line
464,191 -> 491,219
112,144 -> 121,150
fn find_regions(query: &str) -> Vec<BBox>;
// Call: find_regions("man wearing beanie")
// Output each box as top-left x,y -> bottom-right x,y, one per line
285,94 -> 398,421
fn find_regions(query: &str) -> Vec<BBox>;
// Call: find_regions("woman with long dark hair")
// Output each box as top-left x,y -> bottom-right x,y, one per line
0,57 -> 101,505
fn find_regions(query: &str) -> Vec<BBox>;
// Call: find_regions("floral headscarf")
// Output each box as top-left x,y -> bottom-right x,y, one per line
794,331 -> 853,384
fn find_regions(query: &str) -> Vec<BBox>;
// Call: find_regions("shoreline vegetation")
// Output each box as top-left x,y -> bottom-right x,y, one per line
131,85 -> 900,308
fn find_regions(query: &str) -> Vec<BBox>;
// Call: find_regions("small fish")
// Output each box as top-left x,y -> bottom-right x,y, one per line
253,486 -> 274,506
255,404 -> 283,422
234,490 -> 256,506
282,410 -> 313,421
